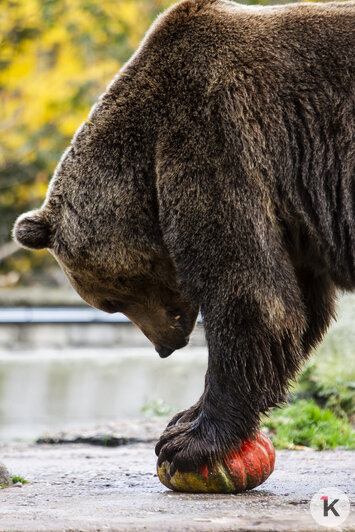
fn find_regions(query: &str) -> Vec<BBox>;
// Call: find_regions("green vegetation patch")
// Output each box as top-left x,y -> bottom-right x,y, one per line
262,399 -> 355,450
11,475 -> 29,485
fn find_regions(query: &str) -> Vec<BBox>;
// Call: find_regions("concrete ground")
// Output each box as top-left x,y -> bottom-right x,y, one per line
0,436 -> 354,532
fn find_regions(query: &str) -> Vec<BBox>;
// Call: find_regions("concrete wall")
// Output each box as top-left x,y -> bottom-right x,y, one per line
0,321 -> 208,440
0,293 -> 353,441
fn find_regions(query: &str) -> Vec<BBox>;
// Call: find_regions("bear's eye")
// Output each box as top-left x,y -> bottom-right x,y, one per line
101,299 -> 125,313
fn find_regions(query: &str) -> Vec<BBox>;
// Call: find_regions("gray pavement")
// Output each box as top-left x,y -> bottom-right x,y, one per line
0,441 -> 354,531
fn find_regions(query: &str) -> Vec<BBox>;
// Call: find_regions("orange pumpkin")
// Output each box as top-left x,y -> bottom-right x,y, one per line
157,432 -> 275,493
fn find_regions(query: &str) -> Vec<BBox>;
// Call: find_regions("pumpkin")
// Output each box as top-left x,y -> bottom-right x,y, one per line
157,432 -> 275,493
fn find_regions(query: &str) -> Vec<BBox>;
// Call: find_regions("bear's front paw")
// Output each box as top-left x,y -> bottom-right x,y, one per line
155,414 -> 234,474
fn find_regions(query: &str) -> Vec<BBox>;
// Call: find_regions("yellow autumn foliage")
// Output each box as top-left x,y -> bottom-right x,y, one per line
0,0 -> 172,279
0,0 -> 172,171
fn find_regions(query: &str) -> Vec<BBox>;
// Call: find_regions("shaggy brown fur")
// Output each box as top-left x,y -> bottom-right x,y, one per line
14,0 -> 354,473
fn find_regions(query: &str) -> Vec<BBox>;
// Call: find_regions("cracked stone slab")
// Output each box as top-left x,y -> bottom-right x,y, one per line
36,418 -> 166,446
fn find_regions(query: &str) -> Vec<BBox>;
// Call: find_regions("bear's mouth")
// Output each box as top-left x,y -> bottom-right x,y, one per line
155,336 -> 190,358
155,346 -> 175,358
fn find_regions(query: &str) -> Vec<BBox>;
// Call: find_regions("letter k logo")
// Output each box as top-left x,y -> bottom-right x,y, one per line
311,488 -> 349,526
321,496 -> 340,517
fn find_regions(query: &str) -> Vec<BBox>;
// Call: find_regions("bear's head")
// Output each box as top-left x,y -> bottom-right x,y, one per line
14,199 -> 199,357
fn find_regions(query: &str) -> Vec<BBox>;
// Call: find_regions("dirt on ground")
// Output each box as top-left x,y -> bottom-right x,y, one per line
0,422 -> 354,532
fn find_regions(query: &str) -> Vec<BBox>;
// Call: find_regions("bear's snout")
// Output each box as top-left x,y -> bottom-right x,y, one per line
155,335 -> 190,358
156,346 -> 174,358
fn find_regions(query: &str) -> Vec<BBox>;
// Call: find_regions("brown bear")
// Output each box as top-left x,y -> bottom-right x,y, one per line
14,0 -> 354,474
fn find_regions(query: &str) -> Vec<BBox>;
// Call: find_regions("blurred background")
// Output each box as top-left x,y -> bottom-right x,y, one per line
0,0 -> 354,448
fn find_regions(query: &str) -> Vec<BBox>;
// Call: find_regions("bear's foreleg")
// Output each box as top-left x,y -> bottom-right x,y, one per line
156,271 -> 308,473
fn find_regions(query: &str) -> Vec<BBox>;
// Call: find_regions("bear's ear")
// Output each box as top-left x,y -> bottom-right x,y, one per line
13,210 -> 52,250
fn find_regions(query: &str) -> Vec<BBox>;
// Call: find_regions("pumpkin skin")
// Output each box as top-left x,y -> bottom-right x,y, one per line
157,432 -> 275,493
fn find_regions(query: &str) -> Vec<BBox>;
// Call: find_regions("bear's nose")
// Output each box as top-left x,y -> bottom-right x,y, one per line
155,346 -> 174,358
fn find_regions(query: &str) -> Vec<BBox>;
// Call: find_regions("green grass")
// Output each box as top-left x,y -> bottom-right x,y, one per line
262,399 -> 355,450
295,364 -> 354,420
11,475 -> 28,485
